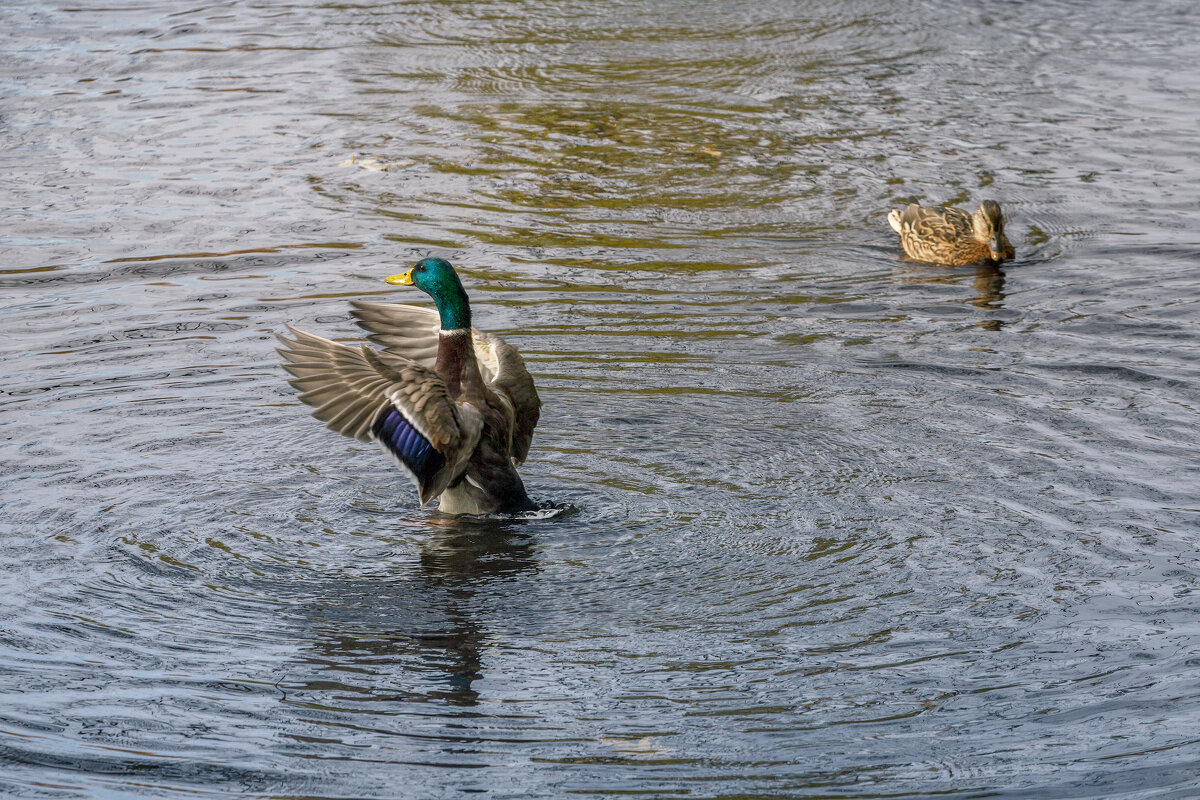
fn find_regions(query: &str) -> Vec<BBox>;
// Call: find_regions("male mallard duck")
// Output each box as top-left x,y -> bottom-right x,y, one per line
887,200 -> 1015,266
277,257 -> 541,515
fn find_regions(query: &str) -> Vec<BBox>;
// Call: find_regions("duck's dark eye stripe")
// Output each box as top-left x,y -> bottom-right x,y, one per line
373,408 -> 444,485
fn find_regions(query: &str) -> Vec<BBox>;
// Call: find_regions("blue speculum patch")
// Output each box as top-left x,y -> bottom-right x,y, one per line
373,408 -> 444,487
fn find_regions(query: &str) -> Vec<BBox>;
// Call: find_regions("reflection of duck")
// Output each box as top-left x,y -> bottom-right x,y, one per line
278,258 -> 541,515
888,201 -> 1015,266
893,261 -> 1009,330
420,520 -> 538,585
971,263 -> 1006,310
297,526 -> 538,708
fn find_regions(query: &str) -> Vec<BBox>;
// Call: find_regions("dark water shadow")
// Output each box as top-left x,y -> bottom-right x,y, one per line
286,523 -> 541,709
894,260 -> 1011,330
418,516 -> 543,586
969,263 -> 1008,330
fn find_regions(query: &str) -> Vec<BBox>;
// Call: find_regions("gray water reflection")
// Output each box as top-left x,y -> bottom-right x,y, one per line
4,0 -> 1200,797
294,527 -> 539,709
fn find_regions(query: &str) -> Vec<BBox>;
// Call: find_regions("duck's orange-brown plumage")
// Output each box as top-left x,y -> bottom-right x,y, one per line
888,200 -> 1015,266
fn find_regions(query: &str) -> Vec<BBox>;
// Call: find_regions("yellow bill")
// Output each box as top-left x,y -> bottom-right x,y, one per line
385,269 -> 414,286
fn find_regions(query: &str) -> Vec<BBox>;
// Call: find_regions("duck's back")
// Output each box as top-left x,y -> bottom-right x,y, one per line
889,204 -> 987,266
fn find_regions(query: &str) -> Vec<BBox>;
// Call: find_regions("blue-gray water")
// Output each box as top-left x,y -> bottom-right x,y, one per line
3,1 -> 1200,797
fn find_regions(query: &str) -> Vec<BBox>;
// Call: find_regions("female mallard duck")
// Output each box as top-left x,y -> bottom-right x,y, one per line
888,200 -> 1015,266
277,257 -> 541,515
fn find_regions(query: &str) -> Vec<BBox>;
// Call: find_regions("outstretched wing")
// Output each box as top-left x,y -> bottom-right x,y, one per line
348,301 -> 440,368
471,329 -> 541,465
349,300 -> 541,464
277,326 -> 481,506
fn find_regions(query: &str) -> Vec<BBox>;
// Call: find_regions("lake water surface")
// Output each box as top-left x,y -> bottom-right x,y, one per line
3,1 -> 1200,797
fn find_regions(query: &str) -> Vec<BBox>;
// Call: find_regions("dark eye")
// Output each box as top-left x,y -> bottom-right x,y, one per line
416,265 -> 426,272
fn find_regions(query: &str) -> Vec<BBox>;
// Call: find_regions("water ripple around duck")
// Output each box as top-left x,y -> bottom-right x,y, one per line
5,0 -> 1200,798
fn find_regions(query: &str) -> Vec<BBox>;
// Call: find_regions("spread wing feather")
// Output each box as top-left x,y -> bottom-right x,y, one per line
277,326 -> 393,443
348,300 -> 540,463
276,326 -> 479,506
473,330 -> 541,465
349,301 -> 440,368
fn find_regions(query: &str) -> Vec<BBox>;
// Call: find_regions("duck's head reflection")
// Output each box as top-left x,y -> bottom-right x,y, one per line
295,521 -> 538,708
970,263 -> 1006,311
897,262 -> 1009,330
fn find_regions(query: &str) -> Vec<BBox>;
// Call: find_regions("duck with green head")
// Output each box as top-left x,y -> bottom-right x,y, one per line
888,200 -> 1015,266
278,257 -> 541,515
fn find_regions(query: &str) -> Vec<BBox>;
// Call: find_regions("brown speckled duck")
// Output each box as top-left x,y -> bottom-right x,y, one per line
277,257 -> 541,515
888,200 -> 1015,266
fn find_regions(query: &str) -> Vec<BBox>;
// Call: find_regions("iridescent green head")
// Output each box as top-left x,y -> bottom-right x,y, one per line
386,257 -> 471,330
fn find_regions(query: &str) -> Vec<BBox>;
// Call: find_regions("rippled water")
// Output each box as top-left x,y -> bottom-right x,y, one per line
4,1 -> 1200,797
